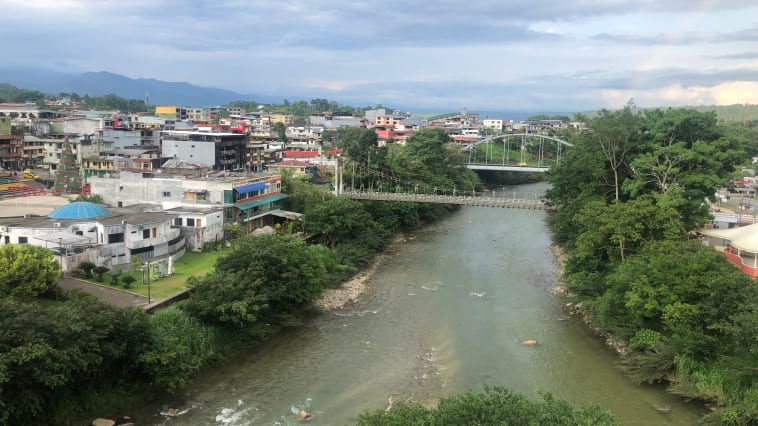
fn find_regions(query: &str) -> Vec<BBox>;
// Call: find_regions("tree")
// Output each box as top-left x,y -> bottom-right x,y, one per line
184,235 -> 335,331
337,127 -> 378,164
0,245 -> 60,298
137,307 -> 216,392
272,122 -> 287,143
304,196 -> 388,250
404,128 -> 452,174
0,293 -> 152,425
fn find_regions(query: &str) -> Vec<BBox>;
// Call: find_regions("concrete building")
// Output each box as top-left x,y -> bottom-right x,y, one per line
88,170 -> 290,235
161,130 -> 247,170
0,201 -> 186,272
482,119 -> 504,131
267,160 -> 317,177
0,116 -> 23,170
103,128 -> 161,149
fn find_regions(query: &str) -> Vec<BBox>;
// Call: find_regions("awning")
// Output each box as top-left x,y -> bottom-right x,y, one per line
236,193 -> 288,211
701,222 -> 758,253
234,182 -> 266,193
34,232 -> 92,245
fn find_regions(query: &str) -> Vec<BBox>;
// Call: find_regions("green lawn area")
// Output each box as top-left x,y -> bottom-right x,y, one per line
122,250 -> 228,299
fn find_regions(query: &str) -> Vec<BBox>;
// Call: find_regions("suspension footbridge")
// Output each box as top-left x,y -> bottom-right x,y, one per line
345,190 -> 554,210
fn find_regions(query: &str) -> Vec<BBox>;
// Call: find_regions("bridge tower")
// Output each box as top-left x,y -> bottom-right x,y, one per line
334,157 -> 344,195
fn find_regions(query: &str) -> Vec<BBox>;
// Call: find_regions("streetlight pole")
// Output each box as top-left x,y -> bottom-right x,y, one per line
57,237 -> 63,272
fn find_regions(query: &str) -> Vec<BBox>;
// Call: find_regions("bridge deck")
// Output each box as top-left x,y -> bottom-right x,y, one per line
345,191 -> 554,210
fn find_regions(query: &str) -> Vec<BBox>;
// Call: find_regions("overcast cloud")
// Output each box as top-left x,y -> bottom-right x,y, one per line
2,0 -> 758,113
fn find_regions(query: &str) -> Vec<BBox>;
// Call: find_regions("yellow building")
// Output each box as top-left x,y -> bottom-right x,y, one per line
155,106 -> 177,120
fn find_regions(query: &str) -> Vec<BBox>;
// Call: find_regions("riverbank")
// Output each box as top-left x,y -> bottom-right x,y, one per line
312,235 -> 406,311
549,243 -> 627,355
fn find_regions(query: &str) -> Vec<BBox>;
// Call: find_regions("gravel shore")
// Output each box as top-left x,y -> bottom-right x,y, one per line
312,236 -> 404,311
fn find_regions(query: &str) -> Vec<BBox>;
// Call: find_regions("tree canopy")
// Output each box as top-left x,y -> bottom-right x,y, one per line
545,106 -> 758,424
0,245 -> 60,298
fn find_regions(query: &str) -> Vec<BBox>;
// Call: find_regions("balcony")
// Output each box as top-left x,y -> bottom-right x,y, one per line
127,227 -> 181,250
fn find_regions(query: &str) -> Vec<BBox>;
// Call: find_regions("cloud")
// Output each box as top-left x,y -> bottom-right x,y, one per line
2,0 -> 758,111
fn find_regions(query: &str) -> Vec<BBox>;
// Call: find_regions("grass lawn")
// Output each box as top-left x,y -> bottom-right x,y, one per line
119,250 -> 228,299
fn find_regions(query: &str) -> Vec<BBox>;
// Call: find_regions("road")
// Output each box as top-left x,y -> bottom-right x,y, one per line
57,278 -> 148,307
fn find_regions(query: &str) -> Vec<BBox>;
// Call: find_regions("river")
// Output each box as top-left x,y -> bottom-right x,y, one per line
137,182 -> 704,425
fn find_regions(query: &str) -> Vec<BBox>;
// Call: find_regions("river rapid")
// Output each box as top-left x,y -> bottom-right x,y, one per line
137,182 -> 704,425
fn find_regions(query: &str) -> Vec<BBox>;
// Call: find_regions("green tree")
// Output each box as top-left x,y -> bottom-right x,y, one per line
184,234 -> 335,331
0,245 -> 60,298
272,122 -> 287,143
304,196 -> 389,250
337,127 -> 378,164
137,307 -> 216,392
0,293 -> 152,425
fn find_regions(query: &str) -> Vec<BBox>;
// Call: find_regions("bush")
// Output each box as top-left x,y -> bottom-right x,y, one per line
121,275 -> 136,289
356,386 -> 620,425
77,261 -> 96,279
92,266 -> 110,281
137,307 -> 217,392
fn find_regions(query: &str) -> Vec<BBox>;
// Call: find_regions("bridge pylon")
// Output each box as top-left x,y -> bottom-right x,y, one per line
334,157 -> 344,196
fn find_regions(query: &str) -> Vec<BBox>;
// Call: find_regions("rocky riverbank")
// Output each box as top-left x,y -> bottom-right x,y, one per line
550,243 -> 627,355
312,235 -> 406,311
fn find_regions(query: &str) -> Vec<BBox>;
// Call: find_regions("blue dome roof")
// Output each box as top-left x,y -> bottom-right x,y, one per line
48,202 -> 111,220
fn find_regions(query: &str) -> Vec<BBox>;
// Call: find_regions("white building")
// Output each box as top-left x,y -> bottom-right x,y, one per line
0,201 -> 186,272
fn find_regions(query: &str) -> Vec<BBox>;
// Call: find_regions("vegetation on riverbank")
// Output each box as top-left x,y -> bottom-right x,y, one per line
356,386 -> 620,425
544,104 -> 758,425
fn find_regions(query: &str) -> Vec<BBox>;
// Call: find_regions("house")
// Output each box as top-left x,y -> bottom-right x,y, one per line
0,201 -> 186,272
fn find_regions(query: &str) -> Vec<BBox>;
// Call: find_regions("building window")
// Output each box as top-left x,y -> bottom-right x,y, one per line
174,217 -> 182,226
18,236 -> 28,244
163,191 -> 171,197
143,229 -> 150,239
108,233 -> 124,243
187,218 -> 195,227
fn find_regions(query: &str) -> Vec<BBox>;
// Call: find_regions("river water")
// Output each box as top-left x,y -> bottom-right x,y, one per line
139,183 -> 703,425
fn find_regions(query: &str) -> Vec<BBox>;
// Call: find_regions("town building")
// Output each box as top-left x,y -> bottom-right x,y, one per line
88,169 -> 291,239
161,130 -> 247,171
0,201 -> 186,272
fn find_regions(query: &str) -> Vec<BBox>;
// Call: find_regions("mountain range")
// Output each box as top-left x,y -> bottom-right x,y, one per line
0,68 -> 282,107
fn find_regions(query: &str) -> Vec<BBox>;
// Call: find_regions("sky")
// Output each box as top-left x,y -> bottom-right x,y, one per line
2,0 -> 758,113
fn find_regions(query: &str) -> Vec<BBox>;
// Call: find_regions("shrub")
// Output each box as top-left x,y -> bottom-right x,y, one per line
121,275 -> 136,289
77,261 -> 96,279
92,266 -> 110,281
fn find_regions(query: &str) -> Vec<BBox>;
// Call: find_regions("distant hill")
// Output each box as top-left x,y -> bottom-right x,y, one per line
688,104 -> 758,123
0,68 -> 281,107
585,104 -> 758,123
